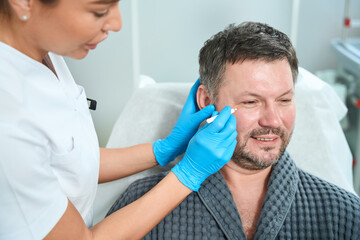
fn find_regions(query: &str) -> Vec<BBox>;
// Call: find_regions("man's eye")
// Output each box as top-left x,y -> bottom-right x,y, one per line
243,101 -> 256,105
280,99 -> 292,104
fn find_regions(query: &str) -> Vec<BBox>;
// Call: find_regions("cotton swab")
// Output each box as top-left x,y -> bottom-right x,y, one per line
206,108 -> 237,123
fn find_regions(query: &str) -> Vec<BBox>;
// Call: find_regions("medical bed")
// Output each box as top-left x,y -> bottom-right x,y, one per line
93,67 -> 356,224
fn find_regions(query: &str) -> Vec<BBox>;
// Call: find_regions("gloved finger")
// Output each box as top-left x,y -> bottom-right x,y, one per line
200,110 -> 219,129
218,114 -> 237,136
190,104 -> 215,126
182,78 -> 201,113
220,131 -> 238,148
211,111 -> 219,117
206,106 -> 232,133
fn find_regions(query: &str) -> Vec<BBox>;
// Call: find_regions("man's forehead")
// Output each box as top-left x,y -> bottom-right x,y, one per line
219,59 -> 294,96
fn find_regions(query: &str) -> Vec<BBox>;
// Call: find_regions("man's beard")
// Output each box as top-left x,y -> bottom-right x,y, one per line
231,127 -> 293,170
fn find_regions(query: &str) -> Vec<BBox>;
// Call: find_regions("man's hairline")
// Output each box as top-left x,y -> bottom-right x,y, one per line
203,58 -> 297,107
206,58 -> 297,104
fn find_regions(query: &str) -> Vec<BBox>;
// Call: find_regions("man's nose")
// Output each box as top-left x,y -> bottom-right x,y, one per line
258,104 -> 281,129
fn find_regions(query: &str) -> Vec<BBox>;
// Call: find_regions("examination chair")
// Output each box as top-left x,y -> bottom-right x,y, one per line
93,67 -> 355,224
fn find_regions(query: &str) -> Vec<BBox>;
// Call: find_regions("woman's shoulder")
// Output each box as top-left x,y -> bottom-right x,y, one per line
0,86 -> 49,161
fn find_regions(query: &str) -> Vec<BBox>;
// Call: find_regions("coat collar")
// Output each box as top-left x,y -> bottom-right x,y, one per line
198,151 -> 299,240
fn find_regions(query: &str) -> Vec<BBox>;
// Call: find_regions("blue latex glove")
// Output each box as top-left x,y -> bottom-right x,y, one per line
153,79 -> 215,166
172,106 -> 237,191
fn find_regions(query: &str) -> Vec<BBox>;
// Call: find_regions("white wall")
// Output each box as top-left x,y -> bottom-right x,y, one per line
137,0 -> 292,84
296,0 -> 360,72
65,0 -> 360,147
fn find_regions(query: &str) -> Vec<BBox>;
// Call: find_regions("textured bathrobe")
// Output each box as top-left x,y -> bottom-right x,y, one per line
107,152 -> 360,240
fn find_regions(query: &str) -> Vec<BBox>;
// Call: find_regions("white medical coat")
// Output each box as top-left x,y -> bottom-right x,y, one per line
0,42 -> 99,239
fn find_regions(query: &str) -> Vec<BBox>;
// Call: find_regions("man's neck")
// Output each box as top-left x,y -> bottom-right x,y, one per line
220,161 -> 272,240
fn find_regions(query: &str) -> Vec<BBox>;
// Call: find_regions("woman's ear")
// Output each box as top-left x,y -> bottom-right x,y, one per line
8,0 -> 32,21
196,85 -> 212,110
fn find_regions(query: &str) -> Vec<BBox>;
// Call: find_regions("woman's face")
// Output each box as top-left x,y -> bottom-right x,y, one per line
26,0 -> 122,60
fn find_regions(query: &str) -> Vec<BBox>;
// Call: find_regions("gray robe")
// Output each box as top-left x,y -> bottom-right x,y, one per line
107,152 -> 360,239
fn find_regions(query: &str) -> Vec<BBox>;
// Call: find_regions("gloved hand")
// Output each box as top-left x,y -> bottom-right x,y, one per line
172,106 -> 237,191
153,79 -> 215,167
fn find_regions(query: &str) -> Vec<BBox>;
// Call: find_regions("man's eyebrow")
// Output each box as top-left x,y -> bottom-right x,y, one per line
279,88 -> 294,97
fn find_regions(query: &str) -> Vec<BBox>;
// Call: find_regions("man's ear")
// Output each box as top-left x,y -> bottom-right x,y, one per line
196,85 -> 213,110
8,0 -> 32,20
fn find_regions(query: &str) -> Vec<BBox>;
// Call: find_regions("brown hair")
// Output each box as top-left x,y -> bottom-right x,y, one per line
0,0 -> 11,17
0,0 -> 58,19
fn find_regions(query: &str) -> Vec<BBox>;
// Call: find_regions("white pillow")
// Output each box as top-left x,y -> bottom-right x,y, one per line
94,80 -> 190,224
287,68 -> 354,194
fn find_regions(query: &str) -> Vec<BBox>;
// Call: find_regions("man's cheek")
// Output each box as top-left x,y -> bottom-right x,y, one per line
284,109 -> 296,130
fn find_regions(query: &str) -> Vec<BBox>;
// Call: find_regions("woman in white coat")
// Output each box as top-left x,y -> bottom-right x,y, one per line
0,0 -> 238,239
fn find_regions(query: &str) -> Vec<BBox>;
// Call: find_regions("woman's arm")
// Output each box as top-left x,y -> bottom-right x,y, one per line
98,144 -> 158,183
45,172 -> 191,240
99,80 -> 215,184
93,172 -> 191,239
44,106 -> 237,240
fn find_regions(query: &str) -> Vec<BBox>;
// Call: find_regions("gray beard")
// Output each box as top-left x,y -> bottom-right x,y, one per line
231,127 -> 293,170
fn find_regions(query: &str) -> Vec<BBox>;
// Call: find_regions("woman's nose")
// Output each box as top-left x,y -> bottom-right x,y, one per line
258,104 -> 281,129
102,5 -> 123,33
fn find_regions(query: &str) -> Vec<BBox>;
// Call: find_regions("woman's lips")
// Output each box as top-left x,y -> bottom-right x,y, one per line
85,43 -> 98,50
85,33 -> 108,50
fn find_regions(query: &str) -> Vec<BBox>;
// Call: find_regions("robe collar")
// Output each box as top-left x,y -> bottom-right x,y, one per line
198,151 -> 299,240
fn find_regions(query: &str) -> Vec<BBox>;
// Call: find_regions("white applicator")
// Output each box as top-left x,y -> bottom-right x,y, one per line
206,108 -> 237,123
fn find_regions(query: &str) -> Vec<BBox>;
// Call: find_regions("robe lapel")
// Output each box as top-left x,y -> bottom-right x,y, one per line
198,171 -> 246,240
253,152 -> 299,240
198,152 -> 299,240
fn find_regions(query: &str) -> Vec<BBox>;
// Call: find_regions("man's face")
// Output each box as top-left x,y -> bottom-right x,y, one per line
215,59 -> 296,170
